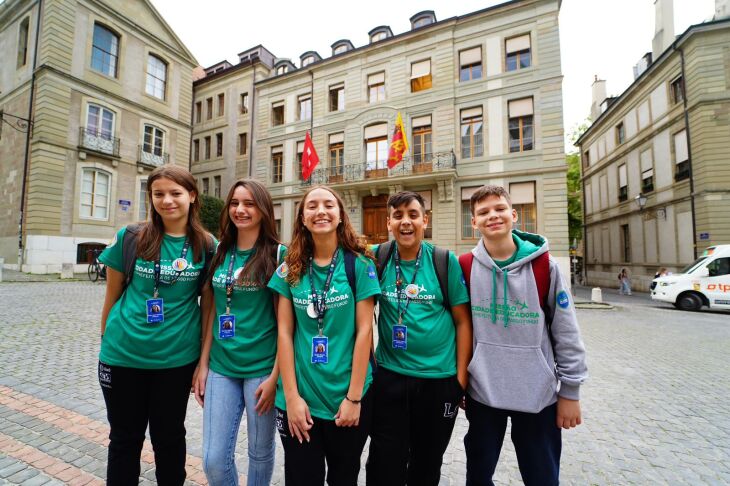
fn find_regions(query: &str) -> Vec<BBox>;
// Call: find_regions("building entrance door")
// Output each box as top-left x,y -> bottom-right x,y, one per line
362,195 -> 389,244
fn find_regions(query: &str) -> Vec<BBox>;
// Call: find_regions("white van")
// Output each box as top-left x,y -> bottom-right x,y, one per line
651,245 -> 730,311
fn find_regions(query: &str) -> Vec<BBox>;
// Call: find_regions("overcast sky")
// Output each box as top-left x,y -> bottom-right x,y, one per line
150,0 -> 716,152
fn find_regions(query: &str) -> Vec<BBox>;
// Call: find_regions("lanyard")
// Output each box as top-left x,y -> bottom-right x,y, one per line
394,244 -> 423,325
308,247 -> 340,336
153,239 -> 190,298
224,248 -> 237,314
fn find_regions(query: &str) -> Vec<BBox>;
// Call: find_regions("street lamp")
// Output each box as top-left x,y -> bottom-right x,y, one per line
634,193 -> 648,211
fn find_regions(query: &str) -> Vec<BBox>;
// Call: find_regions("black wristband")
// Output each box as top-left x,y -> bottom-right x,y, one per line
345,396 -> 361,404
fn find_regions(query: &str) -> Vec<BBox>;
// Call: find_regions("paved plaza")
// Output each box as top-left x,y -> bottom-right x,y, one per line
0,281 -> 729,485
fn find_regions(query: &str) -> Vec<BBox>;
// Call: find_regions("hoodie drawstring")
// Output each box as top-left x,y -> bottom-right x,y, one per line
503,270 -> 509,328
491,267 -> 497,323
491,266 -> 510,327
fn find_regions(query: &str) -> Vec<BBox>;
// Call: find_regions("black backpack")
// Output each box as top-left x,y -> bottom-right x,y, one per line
374,240 -> 451,309
121,223 -> 215,295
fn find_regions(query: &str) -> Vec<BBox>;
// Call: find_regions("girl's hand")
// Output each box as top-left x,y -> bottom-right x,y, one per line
193,364 -> 208,407
254,375 -> 277,415
286,395 -> 313,443
334,399 -> 361,427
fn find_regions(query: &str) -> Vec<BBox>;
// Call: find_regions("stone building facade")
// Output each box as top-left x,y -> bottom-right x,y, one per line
0,0 -> 196,272
576,2 -> 730,291
192,0 -> 571,273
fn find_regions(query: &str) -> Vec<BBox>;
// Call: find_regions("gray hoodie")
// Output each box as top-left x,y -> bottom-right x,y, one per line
467,230 -> 588,414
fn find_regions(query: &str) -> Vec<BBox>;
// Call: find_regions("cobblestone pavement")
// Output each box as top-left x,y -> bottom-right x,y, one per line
1,281 -> 729,485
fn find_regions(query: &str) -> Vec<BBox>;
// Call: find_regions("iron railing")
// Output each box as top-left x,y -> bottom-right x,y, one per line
301,151 -> 455,186
137,146 -> 169,167
79,127 -> 120,157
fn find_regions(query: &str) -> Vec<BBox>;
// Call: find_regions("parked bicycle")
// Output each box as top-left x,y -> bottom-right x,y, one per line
88,249 -> 107,282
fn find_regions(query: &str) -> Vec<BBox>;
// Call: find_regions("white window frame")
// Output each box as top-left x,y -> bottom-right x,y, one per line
146,54 -> 167,100
80,168 -> 111,220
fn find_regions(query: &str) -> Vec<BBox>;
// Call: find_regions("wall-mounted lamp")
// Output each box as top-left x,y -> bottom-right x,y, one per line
634,193 -> 648,211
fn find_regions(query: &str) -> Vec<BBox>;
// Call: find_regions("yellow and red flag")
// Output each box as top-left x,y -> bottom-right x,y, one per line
387,112 -> 409,169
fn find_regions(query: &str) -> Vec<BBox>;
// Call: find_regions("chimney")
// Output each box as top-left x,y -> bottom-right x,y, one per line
652,0 -> 675,59
716,0 -> 730,20
590,76 -> 607,121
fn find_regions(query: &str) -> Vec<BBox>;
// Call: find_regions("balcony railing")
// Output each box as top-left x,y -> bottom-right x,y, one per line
301,151 -> 455,186
138,146 -> 169,167
79,127 -> 120,157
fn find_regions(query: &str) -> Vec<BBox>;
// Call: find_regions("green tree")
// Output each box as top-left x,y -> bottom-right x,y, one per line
199,193 -> 224,236
565,119 -> 591,244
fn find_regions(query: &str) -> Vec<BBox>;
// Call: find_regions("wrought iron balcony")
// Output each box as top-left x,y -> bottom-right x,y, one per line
137,146 -> 169,168
78,127 -> 120,157
301,151 -> 455,187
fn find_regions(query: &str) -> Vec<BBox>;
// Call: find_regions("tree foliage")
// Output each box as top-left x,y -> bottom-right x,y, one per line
565,119 -> 591,244
199,193 -> 224,237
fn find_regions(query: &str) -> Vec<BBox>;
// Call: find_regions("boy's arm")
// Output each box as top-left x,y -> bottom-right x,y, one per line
545,258 -> 588,428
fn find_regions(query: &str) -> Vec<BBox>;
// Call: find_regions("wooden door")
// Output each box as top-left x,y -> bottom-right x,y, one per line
362,195 -> 389,244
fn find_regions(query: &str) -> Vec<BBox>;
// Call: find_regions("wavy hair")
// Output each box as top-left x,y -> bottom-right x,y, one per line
285,185 -> 374,285
137,165 -> 209,263
208,179 -> 281,287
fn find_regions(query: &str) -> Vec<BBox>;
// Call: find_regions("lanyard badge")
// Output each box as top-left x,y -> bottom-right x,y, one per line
147,239 -> 190,324
218,249 -> 239,339
308,248 -> 339,364
392,244 -> 423,349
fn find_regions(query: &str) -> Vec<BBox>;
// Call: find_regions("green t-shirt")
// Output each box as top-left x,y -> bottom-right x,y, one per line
493,233 -> 540,268
267,249 -> 381,420
375,241 -> 470,378
209,245 -> 286,378
99,227 -> 211,369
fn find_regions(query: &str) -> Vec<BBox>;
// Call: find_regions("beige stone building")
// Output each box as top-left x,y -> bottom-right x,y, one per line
576,0 -> 730,291
193,0 -> 571,273
0,0 -> 196,272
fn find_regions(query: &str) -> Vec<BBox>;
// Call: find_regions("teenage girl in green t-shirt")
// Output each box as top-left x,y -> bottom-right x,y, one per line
97,165 -> 213,485
268,186 -> 381,485
192,179 -> 283,486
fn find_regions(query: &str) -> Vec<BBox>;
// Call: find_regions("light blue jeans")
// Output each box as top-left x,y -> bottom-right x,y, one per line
203,370 -> 276,486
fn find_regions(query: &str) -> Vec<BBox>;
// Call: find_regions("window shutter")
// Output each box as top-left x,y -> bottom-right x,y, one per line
329,133 -> 344,144
640,149 -> 653,171
459,47 -> 482,66
461,107 -> 483,120
364,123 -> 388,139
674,130 -> 688,163
509,182 -> 535,204
411,60 -> 431,79
619,164 -> 627,187
412,115 -> 431,128
461,186 -> 481,201
506,34 -> 530,53
368,72 -> 385,85
508,98 -> 534,118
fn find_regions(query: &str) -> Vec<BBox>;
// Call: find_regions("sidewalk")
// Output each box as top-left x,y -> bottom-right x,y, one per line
572,284 -> 655,307
0,268 -> 89,283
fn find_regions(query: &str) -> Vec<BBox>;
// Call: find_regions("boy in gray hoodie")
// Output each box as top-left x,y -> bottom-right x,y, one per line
460,185 -> 587,486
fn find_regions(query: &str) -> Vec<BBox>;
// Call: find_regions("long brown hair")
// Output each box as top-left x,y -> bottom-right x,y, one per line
286,185 -> 374,285
209,179 -> 280,287
137,165 -> 209,263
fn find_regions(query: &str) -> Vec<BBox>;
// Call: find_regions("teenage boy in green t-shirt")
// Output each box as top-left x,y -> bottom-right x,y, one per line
462,184 -> 588,486
366,191 -> 472,486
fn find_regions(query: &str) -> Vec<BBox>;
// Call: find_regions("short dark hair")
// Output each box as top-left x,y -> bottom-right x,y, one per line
387,191 -> 426,214
469,185 -> 512,215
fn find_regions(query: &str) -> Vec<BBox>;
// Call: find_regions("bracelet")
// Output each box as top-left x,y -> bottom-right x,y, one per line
345,396 -> 361,404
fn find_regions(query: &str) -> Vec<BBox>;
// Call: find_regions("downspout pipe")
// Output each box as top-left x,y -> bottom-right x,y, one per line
247,68 -> 256,178
676,46 -> 698,259
18,0 -> 43,268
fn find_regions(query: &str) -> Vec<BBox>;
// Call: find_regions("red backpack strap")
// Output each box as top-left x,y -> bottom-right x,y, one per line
458,252 -> 474,294
531,251 -> 550,310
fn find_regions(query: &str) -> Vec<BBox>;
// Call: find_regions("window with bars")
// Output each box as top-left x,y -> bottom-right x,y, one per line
204,136 -> 211,160
143,125 -> 164,156
621,224 -> 631,263
459,47 -> 482,82
508,98 -> 534,153
329,84 -> 344,112
410,59 -> 432,92
271,148 -> 283,183
461,201 -> 479,239
368,72 -> 385,103
146,55 -> 166,100
216,133 -> 223,157
80,169 -> 110,219
91,24 -> 119,77
505,34 -> 531,71
460,108 -> 483,159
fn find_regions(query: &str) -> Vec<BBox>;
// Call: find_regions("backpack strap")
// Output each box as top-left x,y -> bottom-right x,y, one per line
432,246 -> 451,310
375,240 -> 395,280
122,223 -> 144,290
531,252 -> 550,311
344,250 -> 357,297
277,243 -> 285,265
458,252 -> 474,295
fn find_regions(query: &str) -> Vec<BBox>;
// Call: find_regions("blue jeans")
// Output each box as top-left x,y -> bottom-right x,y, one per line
203,370 -> 276,486
464,395 -> 561,486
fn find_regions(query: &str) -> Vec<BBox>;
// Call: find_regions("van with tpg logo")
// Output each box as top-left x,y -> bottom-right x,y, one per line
651,245 -> 730,311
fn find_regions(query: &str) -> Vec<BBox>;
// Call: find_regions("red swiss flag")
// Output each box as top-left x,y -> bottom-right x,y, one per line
301,131 -> 320,180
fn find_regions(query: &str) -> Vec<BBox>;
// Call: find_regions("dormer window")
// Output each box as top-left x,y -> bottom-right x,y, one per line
276,65 -> 287,75
302,56 -> 314,67
372,32 -> 386,42
369,26 -> 392,44
410,11 -> 436,30
334,45 -> 347,55
331,40 -> 354,56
